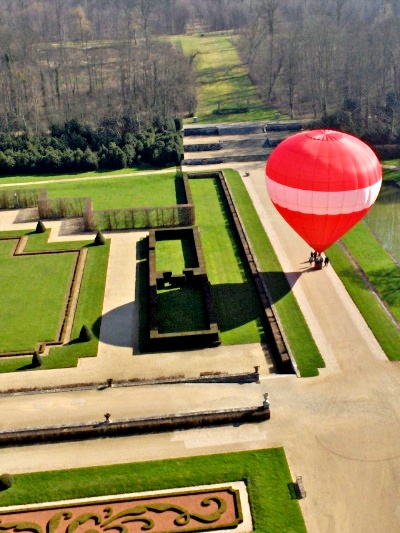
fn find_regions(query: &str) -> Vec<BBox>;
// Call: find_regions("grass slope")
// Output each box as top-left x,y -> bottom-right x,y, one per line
328,222 -> 400,360
0,449 -> 306,533
175,34 -> 277,123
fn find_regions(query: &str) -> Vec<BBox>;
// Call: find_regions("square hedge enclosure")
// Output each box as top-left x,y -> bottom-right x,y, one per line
148,226 -> 220,351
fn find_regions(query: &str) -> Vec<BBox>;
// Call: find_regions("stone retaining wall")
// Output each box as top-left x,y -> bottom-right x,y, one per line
0,404 -> 270,447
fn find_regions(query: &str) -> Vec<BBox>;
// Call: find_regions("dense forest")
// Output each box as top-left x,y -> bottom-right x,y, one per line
0,0 -> 398,173
236,0 -> 400,145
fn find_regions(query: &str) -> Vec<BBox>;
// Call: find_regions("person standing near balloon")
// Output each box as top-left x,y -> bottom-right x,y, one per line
265,129 -> 382,256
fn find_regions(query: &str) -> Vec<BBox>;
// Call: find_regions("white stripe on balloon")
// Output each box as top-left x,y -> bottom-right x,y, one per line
265,176 -> 382,215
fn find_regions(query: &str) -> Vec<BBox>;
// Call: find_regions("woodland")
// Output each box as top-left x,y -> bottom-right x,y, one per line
0,0 -> 398,172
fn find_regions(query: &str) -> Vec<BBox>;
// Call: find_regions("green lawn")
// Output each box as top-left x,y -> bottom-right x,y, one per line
327,222 -> 400,360
0,239 -> 76,352
0,231 -> 109,373
9,172 -> 180,210
190,176 -> 266,345
174,34 -> 277,123
156,237 -> 198,273
0,449 -> 306,533
223,169 -> 324,377
157,286 -> 208,333
0,167 -> 167,185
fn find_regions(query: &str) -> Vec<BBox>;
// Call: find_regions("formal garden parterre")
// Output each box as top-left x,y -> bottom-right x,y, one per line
0,449 -> 307,533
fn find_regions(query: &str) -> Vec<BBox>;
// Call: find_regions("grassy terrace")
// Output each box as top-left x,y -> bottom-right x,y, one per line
9,172 -> 179,210
328,222 -> 400,361
0,231 -> 109,373
174,34 -> 277,123
0,449 -> 306,533
190,175 -> 266,345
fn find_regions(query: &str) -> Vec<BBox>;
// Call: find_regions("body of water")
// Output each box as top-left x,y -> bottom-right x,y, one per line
365,182 -> 400,264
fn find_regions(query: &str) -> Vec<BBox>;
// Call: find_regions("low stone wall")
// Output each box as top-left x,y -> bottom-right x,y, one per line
184,143 -> 222,152
263,122 -> 303,131
184,127 -> 219,136
0,405 -> 270,447
0,370 -> 261,396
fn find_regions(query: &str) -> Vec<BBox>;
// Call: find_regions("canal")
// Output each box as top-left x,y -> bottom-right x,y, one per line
365,181 -> 400,264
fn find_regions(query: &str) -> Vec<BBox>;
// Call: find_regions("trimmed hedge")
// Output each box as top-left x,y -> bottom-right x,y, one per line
0,474 -> 13,490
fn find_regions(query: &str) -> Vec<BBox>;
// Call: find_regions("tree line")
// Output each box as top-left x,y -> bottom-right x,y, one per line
0,119 -> 183,175
237,0 -> 400,146
0,0 -> 399,166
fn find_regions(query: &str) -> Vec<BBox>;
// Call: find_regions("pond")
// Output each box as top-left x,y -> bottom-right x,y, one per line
365,181 -> 400,264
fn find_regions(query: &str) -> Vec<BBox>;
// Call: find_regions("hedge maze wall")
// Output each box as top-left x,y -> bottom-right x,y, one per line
1,173 -> 195,232
148,226 -> 220,351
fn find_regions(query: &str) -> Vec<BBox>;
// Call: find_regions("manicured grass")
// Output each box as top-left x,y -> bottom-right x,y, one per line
0,231 -> 109,372
0,166 -> 167,185
175,34 -> 278,124
0,239 -> 77,352
189,176 -> 266,345
223,169 -> 324,377
42,240 -> 110,369
0,449 -> 306,533
9,172 -> 180,210
157,286 -> 208,333
327,222 -> 400,360
156,237 -> 198,273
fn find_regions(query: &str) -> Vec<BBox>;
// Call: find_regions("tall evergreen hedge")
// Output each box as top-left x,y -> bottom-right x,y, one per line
0,120 -> 183,176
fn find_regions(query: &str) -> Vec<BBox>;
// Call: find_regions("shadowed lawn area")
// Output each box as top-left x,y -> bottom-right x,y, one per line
0,449 -> 306,533
157,286 -> 208,333
0,231 -> 109,373
382,166 -> 400,182
189,176 -> 266,345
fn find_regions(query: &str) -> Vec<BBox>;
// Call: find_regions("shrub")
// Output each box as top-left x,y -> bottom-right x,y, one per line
79,325 -> 93,342
94,231 -> 106,245
174,117 -> 183,131
36,220 -> 46,233
0,474 -> 13,491
32,351 -> 43,367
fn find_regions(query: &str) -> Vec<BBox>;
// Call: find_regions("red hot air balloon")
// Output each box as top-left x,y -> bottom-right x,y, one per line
265,129 -> 382,253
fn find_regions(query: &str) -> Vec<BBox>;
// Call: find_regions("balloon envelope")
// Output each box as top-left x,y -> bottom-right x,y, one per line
265,129 -> 382,252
